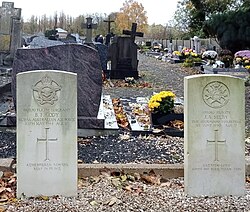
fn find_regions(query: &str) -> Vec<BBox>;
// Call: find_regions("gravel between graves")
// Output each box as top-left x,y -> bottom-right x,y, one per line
4,177 -> 250,212
1,53 -> 250,211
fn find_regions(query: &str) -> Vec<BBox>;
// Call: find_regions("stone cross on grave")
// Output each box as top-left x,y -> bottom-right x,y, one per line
207,129 -> 226,162
0,2 -> 21,34
122,23 -> 144,42
0,2 -> 21,52
81,17 -> 97,43
37,127 -> 58,161
104,16 -> 114,34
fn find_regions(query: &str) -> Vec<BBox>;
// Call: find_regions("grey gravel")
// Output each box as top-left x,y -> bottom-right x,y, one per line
4,177 -> 250,211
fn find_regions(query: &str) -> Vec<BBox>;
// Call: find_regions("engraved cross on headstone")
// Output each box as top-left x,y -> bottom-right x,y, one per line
207,129 -> 226,162
81,17 -> 97,43
0,2 -> 21,35
37,128 -> 58,161
122,23 -> 144,42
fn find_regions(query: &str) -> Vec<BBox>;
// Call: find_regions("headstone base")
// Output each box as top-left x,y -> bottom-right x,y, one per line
0,116 -> 15,126
78,117 -> 104,129
110,69 -> 138,79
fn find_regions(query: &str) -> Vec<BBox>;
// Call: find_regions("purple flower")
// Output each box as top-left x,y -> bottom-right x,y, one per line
235,50 -> 250,59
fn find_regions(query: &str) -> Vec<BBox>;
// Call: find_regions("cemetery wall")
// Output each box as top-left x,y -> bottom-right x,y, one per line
137,38 -> 221,51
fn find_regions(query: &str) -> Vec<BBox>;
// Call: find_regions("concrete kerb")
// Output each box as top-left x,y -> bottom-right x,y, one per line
78,163 -> 184,178
1,157 -> 250,178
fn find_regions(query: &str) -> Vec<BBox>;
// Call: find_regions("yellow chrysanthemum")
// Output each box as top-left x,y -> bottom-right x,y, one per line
173,51 -> 181,56
235,57 -> 242,62
191,52 -> 198,57
148,91 -> 176,113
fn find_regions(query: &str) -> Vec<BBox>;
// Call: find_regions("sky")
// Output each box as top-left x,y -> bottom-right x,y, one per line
10,0 -> 179,25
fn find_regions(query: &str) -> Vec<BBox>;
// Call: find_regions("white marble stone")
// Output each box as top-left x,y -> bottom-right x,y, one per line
184,74 -> 245,196
17,70 -> 77,198
102,95 -> 119,129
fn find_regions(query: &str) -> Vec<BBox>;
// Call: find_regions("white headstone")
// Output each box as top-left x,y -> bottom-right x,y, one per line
17,70 -> 77,198
184,74 -> 245,196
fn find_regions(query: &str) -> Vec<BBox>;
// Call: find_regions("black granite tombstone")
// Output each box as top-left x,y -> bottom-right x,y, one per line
12,44 -> 104,129
108,23 -> 143,79
94,42 -> 108,72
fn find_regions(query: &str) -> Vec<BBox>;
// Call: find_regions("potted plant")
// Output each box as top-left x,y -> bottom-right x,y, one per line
234,50 -> 250,68
218,49 -> 233,68
148,91 -> 183,125
182,51 -> 202,67
202,50 -> 218,65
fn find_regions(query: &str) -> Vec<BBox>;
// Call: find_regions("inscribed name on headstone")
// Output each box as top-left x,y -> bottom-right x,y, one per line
184,74 -> 245,196
17,70 -> 77,198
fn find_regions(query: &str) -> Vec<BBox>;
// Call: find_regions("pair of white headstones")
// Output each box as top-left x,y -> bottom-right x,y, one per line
16,70 -> 245,197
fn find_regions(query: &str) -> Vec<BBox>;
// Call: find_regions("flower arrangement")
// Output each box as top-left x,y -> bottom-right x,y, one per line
148,91 -> 175,114
173,51 -> 182,56
218,49 -> 233,67
181,47 -> 197,57
172,48 -> 199,62
234,50 -> 250,58
234,50 -> 250,67
180,47 -> 201,67
202,50 -> 217,60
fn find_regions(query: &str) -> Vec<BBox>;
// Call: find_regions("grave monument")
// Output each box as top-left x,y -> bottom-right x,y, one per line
81,17 -> 97,44
0,1 -> 22,66
12,44 -> 104,129
108,23 -> 143,79
184,74 -> 245,196
17,70 -> 77,197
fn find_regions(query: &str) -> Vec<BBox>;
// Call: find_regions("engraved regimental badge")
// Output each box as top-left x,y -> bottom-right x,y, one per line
33,75 -> 61,105
202,81 -> 230,108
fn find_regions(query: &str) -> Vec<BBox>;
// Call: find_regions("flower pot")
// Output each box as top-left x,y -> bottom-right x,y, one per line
223,61 -> 230,68
151,112 -> 184,137
151,112 -> 184,126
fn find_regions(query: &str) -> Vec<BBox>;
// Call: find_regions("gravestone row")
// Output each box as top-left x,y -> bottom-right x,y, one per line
14,71 -> 246,197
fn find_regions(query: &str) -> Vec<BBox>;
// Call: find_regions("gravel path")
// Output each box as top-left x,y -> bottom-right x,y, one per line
104,53 -> 192,98
105,53 -> 250,135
